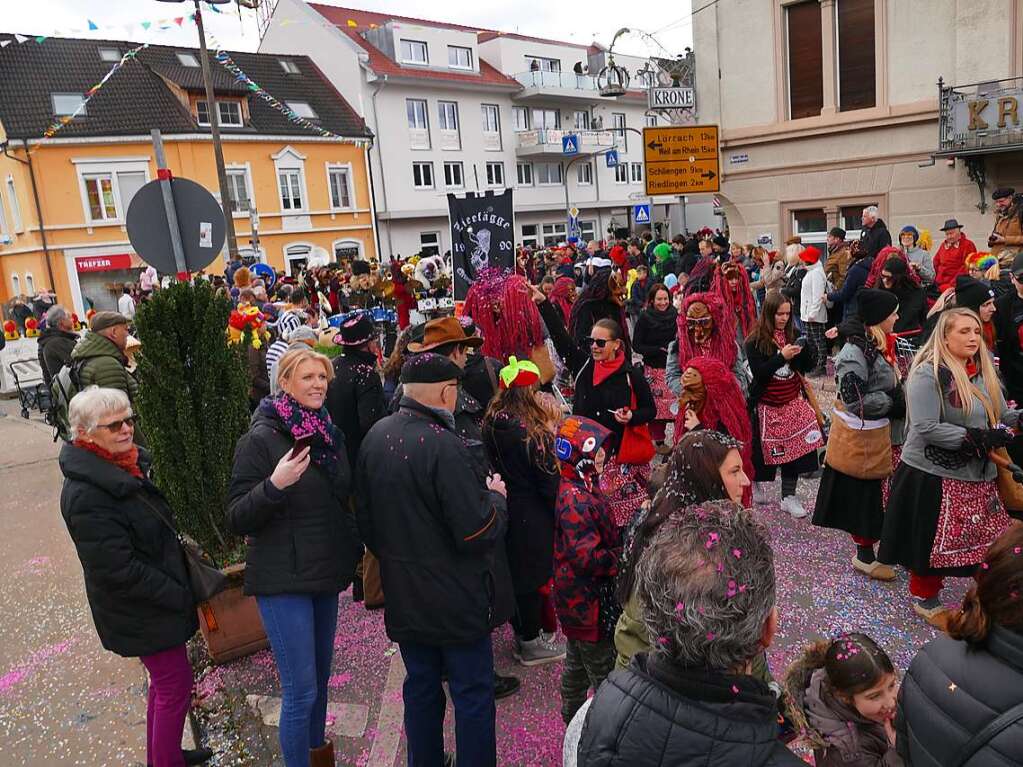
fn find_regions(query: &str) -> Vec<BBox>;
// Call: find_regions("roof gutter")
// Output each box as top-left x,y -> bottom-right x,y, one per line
1,140 -> 56,293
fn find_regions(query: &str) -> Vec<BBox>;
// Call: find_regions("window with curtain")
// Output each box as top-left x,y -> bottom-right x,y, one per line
278,169 -> 303,210
787,0 -> 823,119
837,0 -> 876,111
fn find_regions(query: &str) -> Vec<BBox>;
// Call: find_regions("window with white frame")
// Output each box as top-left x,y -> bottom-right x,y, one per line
443,161 -> 464,189
614,164 -> 628,184
83,174 -> 117,221
11,274 -> 20,295
5,178 -> 22,232
573,110 -> 591,130
176,52 -> 199,67
512,106 -> 529,131
579,220 -> 596,241
536,162 -> 563,185
285,244 -> 311,276
448,46 -> 473,70
438,101 -> 460,149
78,164 -> 147,224
0,185 -> 8,236
481,104 -> 501,150
225,168 -> 252,213
278,169 -> 304,210
406,98 -> 430,149
516,162 -> 533,186
286,101 -> 317,119
420,231 -> 441,256
576,162 -> 593,185
631,162 -> 643,183
525,56 -> 561,72
24,273 -> 34,294
485,162 -> 504,187
327,165 -> 352,210
333,240 -> 362,260
413,162 -> 434,189
521,224 -> 538,248
99,47 -> 121,62
197,100 -> 243,127
644,114 -> 658,127
542,222 -> 567,245
279,59 -> 300,75
52,93 -> 86,117
400,39 -> 429,65
532,108 -> 560,129
612,112 -> 627,152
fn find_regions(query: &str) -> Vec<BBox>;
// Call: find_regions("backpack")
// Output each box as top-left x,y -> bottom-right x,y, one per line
782,266 -> 805,305
50,360 -> 85,442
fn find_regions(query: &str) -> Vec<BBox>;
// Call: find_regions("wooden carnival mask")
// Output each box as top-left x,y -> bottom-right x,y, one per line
679,366 -> 706,413
686,301 -> 713,345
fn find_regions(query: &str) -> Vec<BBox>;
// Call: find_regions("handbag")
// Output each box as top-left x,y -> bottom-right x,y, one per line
138,495 -> 228,603
993,448 -> 1023,512
617,372 -> 655,465
824,404 -> 892,480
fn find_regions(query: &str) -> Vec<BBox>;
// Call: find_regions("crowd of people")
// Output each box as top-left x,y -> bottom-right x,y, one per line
46,194 -> 1023,767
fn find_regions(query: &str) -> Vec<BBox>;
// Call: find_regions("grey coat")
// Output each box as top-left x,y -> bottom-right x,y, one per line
903,246 -> 934,284
834,341 -> 905,446
900,363 -> 1020,481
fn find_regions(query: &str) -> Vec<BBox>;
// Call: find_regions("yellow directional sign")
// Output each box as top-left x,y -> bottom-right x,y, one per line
643,125 -> 720,195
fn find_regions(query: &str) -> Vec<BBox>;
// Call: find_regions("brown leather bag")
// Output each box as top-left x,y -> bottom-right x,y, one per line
824,405 -> 892,480
361,550 -> 385,609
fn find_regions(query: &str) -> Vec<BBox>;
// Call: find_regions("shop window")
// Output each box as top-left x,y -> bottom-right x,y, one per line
419,231 -> 440,256
521,224 -> 538,248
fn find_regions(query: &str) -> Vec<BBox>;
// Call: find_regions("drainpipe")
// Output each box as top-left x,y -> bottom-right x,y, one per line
2,140 -> 56,292
368,74 -> 392,256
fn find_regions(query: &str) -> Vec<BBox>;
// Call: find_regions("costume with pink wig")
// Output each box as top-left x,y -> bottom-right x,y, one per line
864,245 -> 922,289
463,267 -> 551,375
712,261 -> 757,340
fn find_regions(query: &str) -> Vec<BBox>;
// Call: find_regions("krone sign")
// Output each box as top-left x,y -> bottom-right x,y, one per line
648,86 -> 696,110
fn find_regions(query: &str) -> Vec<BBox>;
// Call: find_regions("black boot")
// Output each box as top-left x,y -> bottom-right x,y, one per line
494,672 -> 521,700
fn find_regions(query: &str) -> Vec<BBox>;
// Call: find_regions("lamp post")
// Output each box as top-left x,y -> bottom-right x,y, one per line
156,0 -> 248,260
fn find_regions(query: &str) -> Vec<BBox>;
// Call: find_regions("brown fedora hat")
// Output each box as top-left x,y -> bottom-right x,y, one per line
407,316 -> 484,353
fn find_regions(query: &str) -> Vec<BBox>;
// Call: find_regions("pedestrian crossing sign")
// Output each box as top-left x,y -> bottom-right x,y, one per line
633,204 -> 651,225
562,135 -> 579,155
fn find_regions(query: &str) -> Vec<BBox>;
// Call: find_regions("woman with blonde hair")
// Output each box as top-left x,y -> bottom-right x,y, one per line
879,308 -> 1021,628
229,347 -> 362,766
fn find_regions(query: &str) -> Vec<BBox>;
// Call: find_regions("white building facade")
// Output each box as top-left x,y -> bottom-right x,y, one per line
693,0 -> 1023,252
259,0 -> 715,258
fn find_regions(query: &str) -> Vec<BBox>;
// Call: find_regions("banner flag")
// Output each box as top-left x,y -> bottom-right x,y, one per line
447,189 -> 515,300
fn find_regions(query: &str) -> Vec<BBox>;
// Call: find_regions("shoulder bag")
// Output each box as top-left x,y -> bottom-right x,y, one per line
617,370 -> 655,465
952,700 -> 1023,767
138,494 -> 228,604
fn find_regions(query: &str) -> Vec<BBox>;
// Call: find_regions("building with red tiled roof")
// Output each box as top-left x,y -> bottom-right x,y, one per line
260,0 -> 711,258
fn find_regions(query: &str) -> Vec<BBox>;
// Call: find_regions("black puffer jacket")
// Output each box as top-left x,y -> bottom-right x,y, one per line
462,352 -> 502,410
631,306 -> 678,369
59,444 -> 197,658
355,397 -> 512,646
578,653 -> 803,767
227,410 -> 361,596
896,626 -> 1023,766
327,348 -> 387,469
37,326 -> 78,386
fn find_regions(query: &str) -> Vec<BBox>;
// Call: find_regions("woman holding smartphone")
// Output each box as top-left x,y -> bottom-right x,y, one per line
228,348 -> 362,767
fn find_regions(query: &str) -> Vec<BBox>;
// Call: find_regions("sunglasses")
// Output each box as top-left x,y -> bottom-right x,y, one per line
96,415 -> 136,432
589,337 -> 612,348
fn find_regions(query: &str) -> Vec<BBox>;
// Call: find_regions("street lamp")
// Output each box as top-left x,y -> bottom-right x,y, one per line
155,0 -> 256,259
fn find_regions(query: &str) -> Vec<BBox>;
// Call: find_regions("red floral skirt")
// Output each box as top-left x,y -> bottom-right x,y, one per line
930,477 -> 1011,569
647,367 -> 676,422
599,456 -> 651,528
757,397 -> 823,466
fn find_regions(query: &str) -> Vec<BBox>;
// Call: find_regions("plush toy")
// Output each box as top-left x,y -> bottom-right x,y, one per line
3,319 -> 19,341
24,317 -> 39,337
227,305 -> 267,349
413,254 -> 449,291
70,313 -> 83,332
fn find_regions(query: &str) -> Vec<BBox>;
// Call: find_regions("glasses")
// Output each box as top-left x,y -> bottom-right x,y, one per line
881,274 -> 893,281
589,337 -> 612,348
96,415 -> 136,432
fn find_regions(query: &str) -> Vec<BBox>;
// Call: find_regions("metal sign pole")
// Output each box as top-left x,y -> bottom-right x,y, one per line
150,129 -> 189,280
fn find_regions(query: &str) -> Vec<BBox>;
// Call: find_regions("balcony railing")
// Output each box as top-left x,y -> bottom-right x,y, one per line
513,70 -> 600,91
516,129 -> 617,152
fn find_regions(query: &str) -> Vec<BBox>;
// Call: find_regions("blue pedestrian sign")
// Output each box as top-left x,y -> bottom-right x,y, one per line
605,149 -> 619,168
633,204 -> 651,225
562,135 -> 579,155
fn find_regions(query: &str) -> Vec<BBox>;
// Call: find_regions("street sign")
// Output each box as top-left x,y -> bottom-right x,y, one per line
648,86 -> 696,110
643,125 -> 720,196
605,149 -> 619,168
633,204 -> 651,225
562,134 -> 579,155
569,206 -> 580,218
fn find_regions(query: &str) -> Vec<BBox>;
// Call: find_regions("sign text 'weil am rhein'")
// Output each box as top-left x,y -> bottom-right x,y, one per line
643,125 -> 721,196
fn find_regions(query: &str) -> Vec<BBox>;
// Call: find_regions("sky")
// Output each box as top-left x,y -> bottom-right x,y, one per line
2,0 -> 695,58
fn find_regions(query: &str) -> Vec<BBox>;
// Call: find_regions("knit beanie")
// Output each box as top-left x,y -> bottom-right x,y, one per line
954,275 -> 995,314
856,288 -> 899,327
899,225 -> 919,245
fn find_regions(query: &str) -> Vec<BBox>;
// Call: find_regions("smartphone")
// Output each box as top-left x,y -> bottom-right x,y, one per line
290,434 -> 314,460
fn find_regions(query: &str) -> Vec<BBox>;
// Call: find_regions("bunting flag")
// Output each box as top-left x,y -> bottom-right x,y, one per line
87,20 -> 99,31
211,46 -> 371,146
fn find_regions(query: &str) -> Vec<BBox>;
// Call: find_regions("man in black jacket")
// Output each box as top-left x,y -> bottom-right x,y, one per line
326,313 -> 386,469
858,206 -> 892,265
576,501 -> 800,767
37,304 -> 79,387
356,354 -> 511,767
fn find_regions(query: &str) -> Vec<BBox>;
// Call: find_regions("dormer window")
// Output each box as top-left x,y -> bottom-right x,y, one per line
52,93 -> 86,117
176,52 -> 200,67
279,59 -> 300,75
197,100 -> 243,127
448,46 -> 472,70
399,39 -> 428,65
98,47 -> 121,63
286,101 -> 318,120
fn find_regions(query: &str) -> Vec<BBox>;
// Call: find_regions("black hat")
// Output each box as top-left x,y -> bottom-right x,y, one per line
856,288 -> 900,327
351,260 -> 371,276
712,235 -> 729,249
940,218 -> 963,231
828,227 -> 846,239
401,352 -> 464,384
993,187 -> 1016,200
954,275 -> 994,314
336,312 -> 375,346
1012,252 -> 1023,278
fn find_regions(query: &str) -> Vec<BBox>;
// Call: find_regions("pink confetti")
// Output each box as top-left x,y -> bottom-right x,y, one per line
706,631 -> 715,641
705,532 -> 719,549
731,684 -> 739,694
674,601 -> 684,613
732,548 -> 742,559
1014,546 -> 1021,554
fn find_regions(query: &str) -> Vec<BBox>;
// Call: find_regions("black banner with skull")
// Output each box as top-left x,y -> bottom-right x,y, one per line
447,190 -> 514,299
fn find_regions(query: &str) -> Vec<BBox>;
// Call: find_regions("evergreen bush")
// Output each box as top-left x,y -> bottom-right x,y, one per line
134,280 -> 250,561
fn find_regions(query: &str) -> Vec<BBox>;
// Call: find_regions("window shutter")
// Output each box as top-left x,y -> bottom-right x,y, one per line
787,0 -> 823,119
837,0 -> 876,111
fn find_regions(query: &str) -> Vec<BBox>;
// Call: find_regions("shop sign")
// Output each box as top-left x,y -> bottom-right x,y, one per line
939,77 -> 1023,154
76,254 -> 133,273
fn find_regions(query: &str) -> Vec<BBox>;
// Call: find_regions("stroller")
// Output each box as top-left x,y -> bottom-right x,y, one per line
9,359 -> 51,421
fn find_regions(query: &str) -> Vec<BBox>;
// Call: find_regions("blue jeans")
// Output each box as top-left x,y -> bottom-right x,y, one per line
399,635 -> 496,767
256,593 -> 339,766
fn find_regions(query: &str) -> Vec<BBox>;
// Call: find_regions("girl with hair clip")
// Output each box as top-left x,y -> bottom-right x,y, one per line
784,633 -> 902,767
879,308 -> 1021,627
897,526 -> 1023,765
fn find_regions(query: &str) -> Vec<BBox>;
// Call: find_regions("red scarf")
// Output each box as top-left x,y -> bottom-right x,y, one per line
73,439 -> 143,479
593,348 -> 626,386
884,333 -> 898,368
966,359 -> 979,379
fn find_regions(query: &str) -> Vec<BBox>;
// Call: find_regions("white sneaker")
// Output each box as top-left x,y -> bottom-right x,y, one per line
780,495 -> 809,519
752,482 -> 772,505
